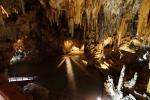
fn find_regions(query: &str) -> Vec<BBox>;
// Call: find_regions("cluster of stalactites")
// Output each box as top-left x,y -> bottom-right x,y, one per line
103,0 -> 141,35
40,0 -> 102,37
40,0 -> 142,36
51,0 -> 140,36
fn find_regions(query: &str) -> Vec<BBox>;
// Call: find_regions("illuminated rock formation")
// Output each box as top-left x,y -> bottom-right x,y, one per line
137,0 -> 150,40
104,66 -> 150,100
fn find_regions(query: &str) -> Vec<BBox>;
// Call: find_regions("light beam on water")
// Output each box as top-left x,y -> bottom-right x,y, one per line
65,56 -> 77,92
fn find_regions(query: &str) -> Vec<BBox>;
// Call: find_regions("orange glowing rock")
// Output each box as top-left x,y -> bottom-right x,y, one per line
63,40 -> 73,54
13,39 -> 24,51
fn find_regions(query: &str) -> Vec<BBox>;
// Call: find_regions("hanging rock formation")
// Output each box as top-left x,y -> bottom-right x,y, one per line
137,0 -> 150,43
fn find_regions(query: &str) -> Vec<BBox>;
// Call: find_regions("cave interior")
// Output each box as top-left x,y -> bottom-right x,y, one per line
0,0 -> 150,100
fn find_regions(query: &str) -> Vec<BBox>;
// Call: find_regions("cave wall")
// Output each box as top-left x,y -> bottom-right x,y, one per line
0,0 -> 50,66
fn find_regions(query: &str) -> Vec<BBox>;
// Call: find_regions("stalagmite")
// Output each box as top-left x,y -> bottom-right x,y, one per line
104,66 -> 138,100
117,65 -> 125,91
124,72 -> 138,89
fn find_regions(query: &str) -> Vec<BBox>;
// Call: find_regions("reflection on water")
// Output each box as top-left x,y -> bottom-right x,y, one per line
8,76 -> 37,82
8,54 -> 103,100
65,56 -> 76,92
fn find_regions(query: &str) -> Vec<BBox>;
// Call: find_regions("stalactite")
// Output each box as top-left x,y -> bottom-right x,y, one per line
68,0 -> 75,37
0,5 -> 8,37
20,0 -> 25,15
40,0 -> 102,38
103,0 -> 136,37
74,0 -> 84,25
0,5 -> 8,26
137,0 -> 150,38
91,0 -> 101,32
117,18 -> 128,47
132,0 -> 141,16
41,0 -> 86,37
85,8 -> 91,32
85,0 -> 92,32
103,0 -> 124,34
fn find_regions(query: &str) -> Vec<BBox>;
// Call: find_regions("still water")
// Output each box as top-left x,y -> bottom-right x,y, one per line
9,54 -> 103,100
